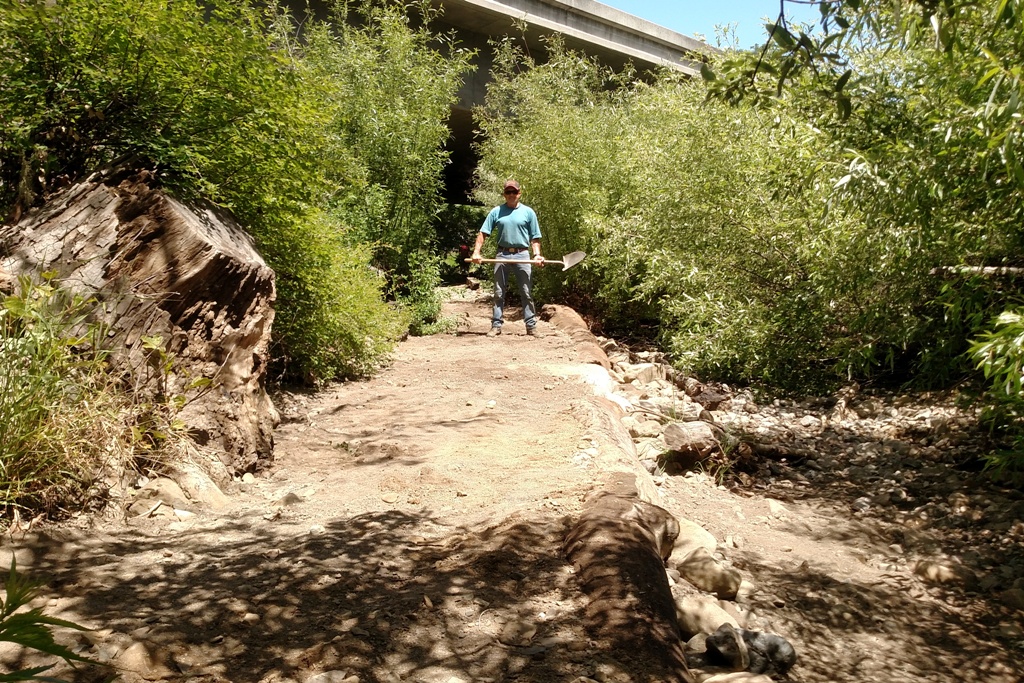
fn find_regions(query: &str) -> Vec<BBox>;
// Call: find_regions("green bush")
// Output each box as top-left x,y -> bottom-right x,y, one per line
0,0 -> 470,379
268,210 -> 408,382
475,26 -> 1024,396
305,2 -> 473,331
969,308 -> 1024,484
476,39 -> 855,389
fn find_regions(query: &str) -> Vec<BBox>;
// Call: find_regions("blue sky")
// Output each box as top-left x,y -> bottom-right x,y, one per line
598,1 -> 822,50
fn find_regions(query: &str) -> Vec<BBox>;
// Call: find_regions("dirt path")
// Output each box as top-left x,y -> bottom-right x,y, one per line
1,287 -> 1021,683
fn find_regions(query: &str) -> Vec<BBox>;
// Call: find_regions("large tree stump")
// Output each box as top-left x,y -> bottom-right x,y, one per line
0,167 -> 277,472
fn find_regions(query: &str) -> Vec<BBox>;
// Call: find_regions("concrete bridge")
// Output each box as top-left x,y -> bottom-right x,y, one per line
429,1 -> 712,199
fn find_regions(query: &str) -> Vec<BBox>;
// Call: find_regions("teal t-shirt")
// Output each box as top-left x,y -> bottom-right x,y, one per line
481,204 -> 541,249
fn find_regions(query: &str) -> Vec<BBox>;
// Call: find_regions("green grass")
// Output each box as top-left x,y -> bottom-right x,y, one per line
0,274 -> 183,518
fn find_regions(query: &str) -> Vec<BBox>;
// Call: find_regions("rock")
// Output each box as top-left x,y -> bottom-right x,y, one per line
674,595 -> 738,638
705,624 -> 797,675
692,386 -> 731,410
115,641 -> 176,680
663,421 -> 720,466
635,437 -> 668,460
704,623 -> 748,671
134,477 -> 192,509
913,560 -> 978,588
168,460 -> 229,509
701,673 -> 774,683
623,362 -> 664,384
306,672 -> 354,683
676,548 -> 742,600
685,632 -> 708,653
766,499 -> 787,518
999,587 -> 1024,611
499,619 -> 537,646
718,600 -> 751,628
632,419 -> 664,438
669,519 -> 718,564
0,168 -> 278,471
276,492 -> 304,506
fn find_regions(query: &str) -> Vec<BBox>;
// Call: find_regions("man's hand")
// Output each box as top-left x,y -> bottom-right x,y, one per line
471,252 -> 483,264
535,254 -> 545,267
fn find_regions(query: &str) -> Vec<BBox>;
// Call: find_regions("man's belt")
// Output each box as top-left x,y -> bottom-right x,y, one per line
499,247 -> 529,253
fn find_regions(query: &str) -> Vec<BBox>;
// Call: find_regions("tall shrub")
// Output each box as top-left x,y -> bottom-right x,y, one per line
0,0 -> 470,382
476,40 -> 860,388
307,2 -> 473,327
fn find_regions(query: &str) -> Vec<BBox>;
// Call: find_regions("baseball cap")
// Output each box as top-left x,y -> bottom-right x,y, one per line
503,179 -> 521,192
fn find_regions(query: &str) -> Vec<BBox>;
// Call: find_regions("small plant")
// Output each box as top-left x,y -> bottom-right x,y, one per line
0,274 -> 198,517
0,274 -> 118,514
968,308 -> 1024,485
0,559 -> 101,682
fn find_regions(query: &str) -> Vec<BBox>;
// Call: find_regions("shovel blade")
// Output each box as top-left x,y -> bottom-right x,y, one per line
560,251 -> 586,271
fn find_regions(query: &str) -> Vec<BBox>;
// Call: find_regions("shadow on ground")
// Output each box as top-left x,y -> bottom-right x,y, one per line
4,508 -> 592,683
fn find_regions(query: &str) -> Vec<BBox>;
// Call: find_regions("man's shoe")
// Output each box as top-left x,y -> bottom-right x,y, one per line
486,326 -> 501,337
525,327 -> 539,337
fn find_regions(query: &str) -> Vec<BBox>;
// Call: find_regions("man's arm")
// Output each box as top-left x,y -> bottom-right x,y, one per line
471,231 -> 486,263
530,208 -> 544,266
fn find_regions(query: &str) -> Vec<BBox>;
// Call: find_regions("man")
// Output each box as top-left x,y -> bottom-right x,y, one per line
471,179 -> 544,337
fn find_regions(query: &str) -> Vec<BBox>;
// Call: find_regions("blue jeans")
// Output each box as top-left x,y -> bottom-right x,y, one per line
492,250 -> 536,330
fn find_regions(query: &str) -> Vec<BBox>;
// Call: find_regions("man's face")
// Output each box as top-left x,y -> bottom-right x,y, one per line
503,188 -> 520,207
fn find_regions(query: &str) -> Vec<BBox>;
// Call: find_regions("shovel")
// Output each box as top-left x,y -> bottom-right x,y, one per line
465,251 -> 586,272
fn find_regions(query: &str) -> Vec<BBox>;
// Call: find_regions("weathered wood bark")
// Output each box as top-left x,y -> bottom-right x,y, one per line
564,472 -> 694,683
0,167 -> 277,472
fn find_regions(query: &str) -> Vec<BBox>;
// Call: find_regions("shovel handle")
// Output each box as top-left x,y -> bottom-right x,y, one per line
464,258 -> 557,266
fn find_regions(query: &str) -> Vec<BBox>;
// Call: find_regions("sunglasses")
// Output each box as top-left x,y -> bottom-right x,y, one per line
504,189 -> 520,195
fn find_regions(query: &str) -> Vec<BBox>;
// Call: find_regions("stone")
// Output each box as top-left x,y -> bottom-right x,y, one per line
685,632 -> 708,653
701,673 -> 774,683
705,624 -> 797,676
168,460 -> 229,509
134,477 -> 192,509
306,672 -> 353,683
676,547 -> 742,600
276,492 -> 304,506
632,419 -> 664,438
662,421 -> 720,470
703,623 -> 748,671
913,560 -> 978,588
999,587 -> 1024,611
622,362 -> 664,384
499,620 -> 537,646
692,386 -> 731,410
674,594 -> 738,638
115,641 -> 176,680
635,437 -> 668,460
766,499 -> 787,518
0,168 -> 277,471
669,519 -> 718,564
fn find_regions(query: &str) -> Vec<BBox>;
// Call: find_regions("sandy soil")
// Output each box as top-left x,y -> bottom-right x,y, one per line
0,287 -> 1021,683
